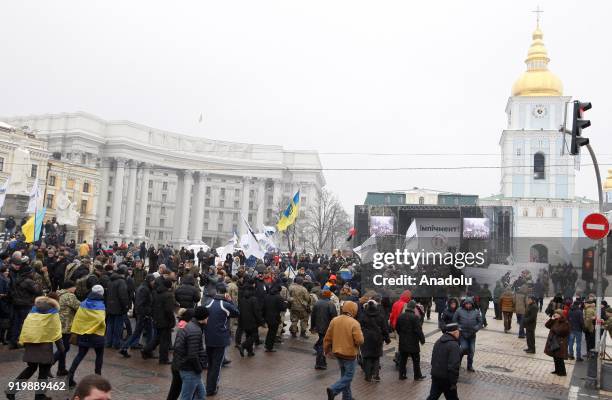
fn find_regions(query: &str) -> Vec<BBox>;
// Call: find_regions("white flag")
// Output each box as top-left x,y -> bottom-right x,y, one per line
26,178 -> 40,213
0,176 -> 10,212
240,233 -> 265,260
353,233 -> 377,263
404,219 -> 418,251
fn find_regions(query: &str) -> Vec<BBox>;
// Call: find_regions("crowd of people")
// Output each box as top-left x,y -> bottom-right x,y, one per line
1,228 -> 612,400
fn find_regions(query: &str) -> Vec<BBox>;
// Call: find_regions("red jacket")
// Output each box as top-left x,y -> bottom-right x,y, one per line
389,290 -> 412,329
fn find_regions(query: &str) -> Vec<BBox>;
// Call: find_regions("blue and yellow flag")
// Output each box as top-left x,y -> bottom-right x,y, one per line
19,307 -> 62,345
71,298 -> 106,336
277,190 -> 300,232
21,207 -> 46,243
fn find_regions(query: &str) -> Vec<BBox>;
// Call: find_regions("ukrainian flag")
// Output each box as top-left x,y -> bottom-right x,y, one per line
21,207 -> 46,243
277,190 -> 300,232
71,298 -> 106,337
19,307 -> 62,344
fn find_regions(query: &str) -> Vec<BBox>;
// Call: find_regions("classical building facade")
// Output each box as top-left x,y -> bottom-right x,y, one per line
3,112 -> 325,246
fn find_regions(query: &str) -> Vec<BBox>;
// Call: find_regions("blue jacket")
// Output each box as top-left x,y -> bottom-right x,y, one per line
452,298 -> 482,338
203,296 -> 240,347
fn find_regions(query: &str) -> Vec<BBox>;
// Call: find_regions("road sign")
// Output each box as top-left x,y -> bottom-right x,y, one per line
582,213 -> 610,240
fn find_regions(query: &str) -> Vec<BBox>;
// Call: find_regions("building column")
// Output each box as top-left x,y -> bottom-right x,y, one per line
172,171 -> 184,241
108,158 -> 126,238
95,158 -> 110,230
239,177 -> 251,236
123,160 -> 138,239
177,170 -> 194,242
136,163 -> 151,239
255,178 -> 265,230
189,172 -> 206,243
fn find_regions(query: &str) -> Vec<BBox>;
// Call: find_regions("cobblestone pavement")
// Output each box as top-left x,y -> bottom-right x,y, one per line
2,308 -> 612,399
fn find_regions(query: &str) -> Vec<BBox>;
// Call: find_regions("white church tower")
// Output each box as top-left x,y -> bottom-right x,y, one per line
480,21 -> 598,264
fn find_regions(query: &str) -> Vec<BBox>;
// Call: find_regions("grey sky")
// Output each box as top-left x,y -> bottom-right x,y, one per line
1,1 -> 611,212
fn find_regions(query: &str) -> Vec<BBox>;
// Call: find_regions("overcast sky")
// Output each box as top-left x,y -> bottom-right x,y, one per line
1,1 -> 611,212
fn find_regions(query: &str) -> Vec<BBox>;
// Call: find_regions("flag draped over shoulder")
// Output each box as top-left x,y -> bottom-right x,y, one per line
276,190 -> 300,232
71,298 -> 106,336
21,207 -> 46,243
19,308 -> 62,344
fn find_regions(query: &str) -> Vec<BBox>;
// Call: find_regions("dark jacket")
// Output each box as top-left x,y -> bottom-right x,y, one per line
105,273 -> 130,315
238,287 -> 264,331
359,302 -> 390,358
11,270 -> 42,307
430,332 -> 461,384
175,275 -> 201,309
439,298 -> 458,329
568,304 -> 584,332
151,284 -> 176,329
134,281 -> 154,318
396,309 -> 425,354
522,302 -> 539,330
263,285 -> 287,326
544,316 -> 570,359
452,298 -> 482,338
203,295 -> 240,347
173,320 -> 206,373
310,297 -> 337,335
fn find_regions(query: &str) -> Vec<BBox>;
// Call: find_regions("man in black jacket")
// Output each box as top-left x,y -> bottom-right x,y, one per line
175,274 -> 201,309
427,323 -> 462,400
105,267 -> 130,349
262,283 -> 287,352
8,264 -> 42,349
522,296 -> 539,354
142,278 -> 175,364
310,287 -> 337,369
238,284 -> 264,357
174,306 -> 209,399
120,274 -> 155,357
396,300 -> 426,380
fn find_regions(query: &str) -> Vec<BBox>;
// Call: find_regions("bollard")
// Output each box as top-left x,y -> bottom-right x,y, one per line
585,350 -> 598,389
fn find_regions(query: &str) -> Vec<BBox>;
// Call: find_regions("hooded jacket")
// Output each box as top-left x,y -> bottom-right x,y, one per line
238,286 -> 264,331
263,284 -> 287,326
310,296 -> 337,335
389,290 -> 412,330
323,301 -> 364,360
430,332 -> 461,384
439,298 -> 459,329
359,301 -> 390,358
174,274 -> 201,309
452,297 -> 482,338
151,283 -> 176,329
134,277 -> 155,318
106,272 -> 130,315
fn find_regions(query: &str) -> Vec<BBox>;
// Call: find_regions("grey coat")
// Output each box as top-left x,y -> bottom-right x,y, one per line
452,302 -> 483,338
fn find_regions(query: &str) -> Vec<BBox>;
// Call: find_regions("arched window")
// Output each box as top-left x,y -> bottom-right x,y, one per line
522,208 -> 528,217
418,196 -> 425,205
552,208 -> 557,218
534,152 -> 545,180
536,207 -> 544,217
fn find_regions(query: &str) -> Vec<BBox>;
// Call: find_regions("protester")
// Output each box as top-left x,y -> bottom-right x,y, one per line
55,280 -> 81,375
522,296 -> 538,354
499,289 -> 514,333
263,282 -> 288,352
545,309 -> 570,376
396,300 -> 426,381
120,274 -> 155,357
142,277 -> 175,364
359,299 -> 390,382
452,297 -> 482,372
288,276 -> 312,338
173,306 -> 209,400
324,301 -> 364,400
72,374 -> 112,400
567,299 -> 584,362
426,323 -> 462,400
310,285 -> 338,370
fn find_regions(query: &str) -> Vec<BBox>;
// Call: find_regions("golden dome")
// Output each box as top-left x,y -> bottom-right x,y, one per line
511,27 -> 563,96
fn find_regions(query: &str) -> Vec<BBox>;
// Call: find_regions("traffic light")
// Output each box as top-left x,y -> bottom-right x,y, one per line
570,100 -> 592,155
582,247 -> 595,282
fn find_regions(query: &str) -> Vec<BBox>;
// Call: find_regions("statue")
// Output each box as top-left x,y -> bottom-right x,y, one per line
55,187 -> 80,226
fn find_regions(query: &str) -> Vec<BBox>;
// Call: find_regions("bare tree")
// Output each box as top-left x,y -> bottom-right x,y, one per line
302,188 -> 351,254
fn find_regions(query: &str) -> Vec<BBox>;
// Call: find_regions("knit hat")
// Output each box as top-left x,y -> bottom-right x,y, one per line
193,306 -> 209,321
321,286 -> 332,298
406,300 -> 416,310
444,323 -> 460,333
92,284 -> 104,296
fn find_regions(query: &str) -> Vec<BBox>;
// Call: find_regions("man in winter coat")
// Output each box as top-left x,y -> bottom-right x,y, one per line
514,285 -> 528,338
389,290 -> 412,330
238,284 -> 264,357
120,274 -> 155,357
173,306 -> 209,399
324,301 -> 364,400
426,323 -> 462,400
262,283 -> 287,352
567,300 -> 584,361
396,300 -> 426,381
583,300 -> 597,354
9,265 -> 42,349
142,278 -> 175,364
55,281 -> 81,375
499,289 -> 514,333
203,284 -> 239,397
438,298 -> 458,330
452,297 -> 482,372
522,296 -> 539,354
310,286 -> 337,370
288,276 -> 312,338
104,267 -> 130,349
359,300 -> 391,382
174,274 -> 201,309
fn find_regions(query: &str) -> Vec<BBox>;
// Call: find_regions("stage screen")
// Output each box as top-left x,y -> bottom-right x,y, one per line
463,218 -> 490,239
370,216 -> 394,235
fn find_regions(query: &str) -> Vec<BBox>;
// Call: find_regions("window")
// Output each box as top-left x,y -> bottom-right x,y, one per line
147,205 -> 151,213
108,177 -> 113,186
106,207 -> 111,217
45,194 -> 54,208
205,210 -> 210,218
418,196 -> 425,205
249,201 -> 254,209
80,200 -> 88,213
233,213 -> 238,221
83,181 -> 90,193
205,199 -> 210,207
49,175 -> 56,186
235,189 -> 240,197
162,181 -> 168,191
148,193 -> 152,201
249,189 -> 254,197
160,219 -> 165,227
266,209 -> 272,219
220,199 -> 225,208
206,187 -> 211,196
536,207 -> 544,217
159,232 -> 163,240
161,207 -> 166,216
522,208 -> 528,217
145,229 -> 149,237
148,180 -> 153,189
204,222 -> 209,230
0,157 -> 4,171
232,224 -> 238,232
220,188 -> 226,198
516,148 -> 521,156
552,209 -> 557,218
234,200 -> 239,208
81,154 -> 87,164
534,152 -> 545,180
219,211 -> 224,219
107,192 -> 112,201
162,194 -> 167,202
30,164 -> 38,178
218,223 -> 223,232
146,217 -> 150,225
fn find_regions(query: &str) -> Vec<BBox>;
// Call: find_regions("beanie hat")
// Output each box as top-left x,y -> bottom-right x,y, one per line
92,284 -> 104,296
406,300 -> 416,310
444,323 -> 460,333
321,285 -> 332,298
193,306 -> 209,321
